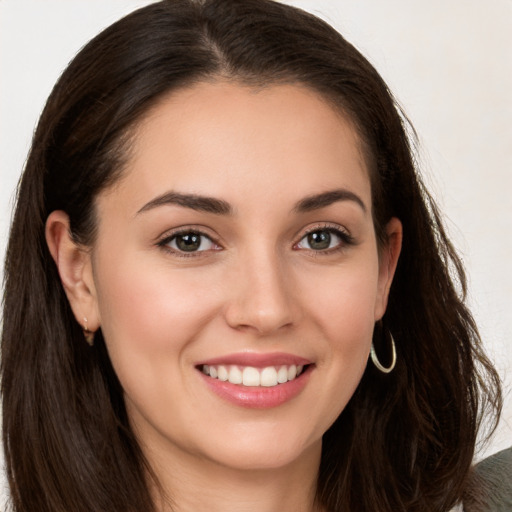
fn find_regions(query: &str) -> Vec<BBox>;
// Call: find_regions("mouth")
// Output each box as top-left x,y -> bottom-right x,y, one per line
195,354 -> 314,408
198,363 -> 309,388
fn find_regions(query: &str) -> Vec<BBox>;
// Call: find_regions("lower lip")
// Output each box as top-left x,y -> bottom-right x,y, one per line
200,366 -> 313,409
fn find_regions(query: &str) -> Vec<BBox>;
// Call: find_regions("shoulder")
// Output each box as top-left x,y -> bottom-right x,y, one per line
462,446 -> 512,512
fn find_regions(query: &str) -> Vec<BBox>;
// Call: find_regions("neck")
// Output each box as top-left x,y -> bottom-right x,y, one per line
148,440 -> 323,512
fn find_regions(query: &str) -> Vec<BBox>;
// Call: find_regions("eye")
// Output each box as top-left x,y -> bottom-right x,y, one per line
163,231 -> 217,253
296,227 -> 351,251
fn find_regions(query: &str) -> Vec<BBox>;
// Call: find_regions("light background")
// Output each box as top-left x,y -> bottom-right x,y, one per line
1,0 -> 511,503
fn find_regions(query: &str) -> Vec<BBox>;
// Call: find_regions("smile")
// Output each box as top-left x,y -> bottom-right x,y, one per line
201,364 -> 305,387
197,353 -> 313,408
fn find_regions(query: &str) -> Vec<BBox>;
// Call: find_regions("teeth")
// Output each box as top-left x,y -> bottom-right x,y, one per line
277,366 -> 288,383
202,364 -> 306,387
228,365 -> 242,384
217,365 -> 228,381
242,367 -> 260,386
260,367 -> 278,387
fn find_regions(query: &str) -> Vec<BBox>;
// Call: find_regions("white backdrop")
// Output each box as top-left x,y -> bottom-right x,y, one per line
1,0 -> 511,502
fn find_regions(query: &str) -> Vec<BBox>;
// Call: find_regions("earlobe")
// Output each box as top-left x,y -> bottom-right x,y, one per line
45,211 -> 100,332
374,217 -> 402,320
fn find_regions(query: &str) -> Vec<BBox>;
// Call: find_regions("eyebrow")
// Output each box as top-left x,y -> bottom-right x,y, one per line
137,191 -> 232,215
294,189 -> 367,213
136,187 -> 366,216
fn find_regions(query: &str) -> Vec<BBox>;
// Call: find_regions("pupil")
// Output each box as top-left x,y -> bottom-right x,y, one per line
176,233 -> 201,252
308,231 -> 331,250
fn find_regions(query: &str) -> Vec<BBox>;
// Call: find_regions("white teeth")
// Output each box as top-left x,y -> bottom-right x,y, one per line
242,367 -> 260,386
260,367 -> 278,387
277,366 -> 288,383
217,365 -> 228,381
202,363 -> 307,387
228,365 -> 243,384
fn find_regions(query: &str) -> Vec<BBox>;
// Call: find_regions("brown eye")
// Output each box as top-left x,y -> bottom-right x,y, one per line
296,228 -> 348,251
166,232 -> 215,252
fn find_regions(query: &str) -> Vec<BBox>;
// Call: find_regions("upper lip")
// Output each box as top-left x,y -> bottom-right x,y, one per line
196,352 -> 312,368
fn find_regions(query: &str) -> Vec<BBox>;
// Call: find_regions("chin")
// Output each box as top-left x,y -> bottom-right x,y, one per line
195,425 -> 322,472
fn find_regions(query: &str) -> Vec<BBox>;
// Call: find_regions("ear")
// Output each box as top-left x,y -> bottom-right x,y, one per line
45,210 -> 100,332
374,217 -> 402,320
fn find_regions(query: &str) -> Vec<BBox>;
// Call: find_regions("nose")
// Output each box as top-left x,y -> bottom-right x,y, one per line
224,248 -> 299,335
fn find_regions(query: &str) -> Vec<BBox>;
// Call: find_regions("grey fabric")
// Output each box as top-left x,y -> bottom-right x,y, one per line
463,447 -> 512,511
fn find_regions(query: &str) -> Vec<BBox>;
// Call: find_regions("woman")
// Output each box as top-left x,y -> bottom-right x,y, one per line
1,1 -> 502,511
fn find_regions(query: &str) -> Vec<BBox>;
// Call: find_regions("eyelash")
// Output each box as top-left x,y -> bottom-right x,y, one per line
294,224 -> 355,255
157,228 -> 220,258
157,223 -> 354,258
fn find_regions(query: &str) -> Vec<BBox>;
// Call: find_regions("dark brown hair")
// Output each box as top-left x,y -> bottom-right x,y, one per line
1,1 -> 502,511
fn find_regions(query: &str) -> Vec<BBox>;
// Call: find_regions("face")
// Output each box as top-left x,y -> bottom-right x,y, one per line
82,82 -> 401,473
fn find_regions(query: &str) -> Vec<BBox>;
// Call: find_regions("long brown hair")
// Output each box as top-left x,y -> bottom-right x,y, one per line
2,1 -> 502,511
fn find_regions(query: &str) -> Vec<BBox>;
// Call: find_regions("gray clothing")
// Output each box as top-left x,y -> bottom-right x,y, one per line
463,447 -> 512,512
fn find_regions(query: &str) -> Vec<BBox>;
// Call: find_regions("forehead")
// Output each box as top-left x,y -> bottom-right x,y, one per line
100,81 -> 371,213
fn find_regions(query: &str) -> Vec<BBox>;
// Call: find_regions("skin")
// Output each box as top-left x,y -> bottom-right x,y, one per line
46,82 -> 402,512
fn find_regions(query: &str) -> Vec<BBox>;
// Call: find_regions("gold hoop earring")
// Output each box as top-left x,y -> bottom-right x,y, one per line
83,317 -> 94,347
370,332 -> 396,374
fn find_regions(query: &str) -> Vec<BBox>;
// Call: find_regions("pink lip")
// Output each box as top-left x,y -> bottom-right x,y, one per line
196,352 -> 312,368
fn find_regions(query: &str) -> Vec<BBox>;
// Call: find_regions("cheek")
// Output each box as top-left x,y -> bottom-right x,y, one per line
301,257 -> 380,342
93,250 -> 222,370
298,257 -> 379,410
92,252 -> 228,438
